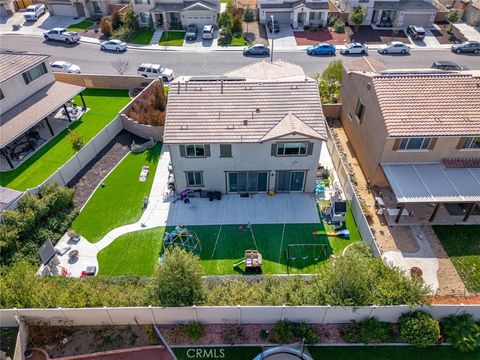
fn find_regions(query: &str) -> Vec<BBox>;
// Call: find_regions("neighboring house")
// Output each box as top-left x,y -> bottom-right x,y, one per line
0,51 -> 85,171
0,0 -> 15,16
132,0 -> 220,29
339,0 -> 437,27
46,0 -> 127,18
463,0 -> 480,27
163,60 -> 327,194
258,0 -> 329,28
340,57 -> 480,223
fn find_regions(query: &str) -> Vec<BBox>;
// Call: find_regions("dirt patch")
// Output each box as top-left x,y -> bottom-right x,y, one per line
28,325 -> 158,358
236,0 -> 257,9
75,23 -> 103,40
68,130 -> 144,209
350,25 -> 408,44
294,28 -> 349,46
430,294 -> 480,304
432,22 -> 467,44
244,20 -> 268,45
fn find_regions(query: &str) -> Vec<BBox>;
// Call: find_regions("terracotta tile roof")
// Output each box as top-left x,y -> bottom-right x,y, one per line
0,51 -> 50,84
164,80 -> 326,144
443,157 -> 480,168
224,60 -> 309,82
372,73 -> 480,137
343,57 -> 387,73
261,112 -> 324,141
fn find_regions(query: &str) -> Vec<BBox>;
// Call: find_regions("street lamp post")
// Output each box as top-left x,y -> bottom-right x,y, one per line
270,14 -> 274,63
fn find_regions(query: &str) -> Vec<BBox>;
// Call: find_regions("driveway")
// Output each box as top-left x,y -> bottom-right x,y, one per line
183,29 -> 219,48
408,28 -> 442,48
266,24 -> 297,50
0,12 -> 82,35
453,22 -> 480,41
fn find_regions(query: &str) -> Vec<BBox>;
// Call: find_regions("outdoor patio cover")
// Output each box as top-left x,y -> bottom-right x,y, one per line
382,163 -> 480,203
0,81 -> 85,148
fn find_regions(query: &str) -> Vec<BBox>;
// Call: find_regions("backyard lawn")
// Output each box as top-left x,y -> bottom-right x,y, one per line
131,28 -> 155,45
433,225 -> 480,292
71,143 -> 162,243
159,31 -> 185,46
67,20 -> 94,31
0,89 -> 131,191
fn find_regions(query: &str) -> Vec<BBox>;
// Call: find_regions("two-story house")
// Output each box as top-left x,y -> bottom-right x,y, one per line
340,57 -> 480,223
0,51 -> 85,171
258,0 -> 329,29
163,61 -> 327,194
46,0 -> 127,18
339,0 -> 438,27
132,0 -> 220,29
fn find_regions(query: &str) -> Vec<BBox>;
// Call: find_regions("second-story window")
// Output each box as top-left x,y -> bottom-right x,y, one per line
355,99 -> 365,124
186,144 -> 205,157
396,137 -> 434,151
135,0 -> 150,4
22,62 -> 48,85
457,137 -> 480,150
277,143 -> 308,156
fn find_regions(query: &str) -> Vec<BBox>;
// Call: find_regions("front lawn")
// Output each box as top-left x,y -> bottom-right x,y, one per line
229,35 -> 249,46
159,31 -> 185,46
131,27 -> 155,45
67,20 -> 94,31
98,227 -> 165,276
433,225 -> 480,292
0,89 -> 131,191
71,143 -> 162,243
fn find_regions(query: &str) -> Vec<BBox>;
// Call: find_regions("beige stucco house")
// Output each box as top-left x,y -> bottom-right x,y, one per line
45,0 -> 128,18
258,0 -> 329,29
339,57 -> 480,222
0,0 -> 15,16
163,60 -> 327,194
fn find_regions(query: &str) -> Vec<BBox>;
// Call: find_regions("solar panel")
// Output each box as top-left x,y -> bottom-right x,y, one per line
38,239 -> 56,266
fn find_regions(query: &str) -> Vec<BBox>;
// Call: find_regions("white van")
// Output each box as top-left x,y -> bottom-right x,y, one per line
137,63 -> 175,81
24,4 -> 45,21
202,25 -> 214,40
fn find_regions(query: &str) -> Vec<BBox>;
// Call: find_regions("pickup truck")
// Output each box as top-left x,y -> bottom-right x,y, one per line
43,28 -> 80,44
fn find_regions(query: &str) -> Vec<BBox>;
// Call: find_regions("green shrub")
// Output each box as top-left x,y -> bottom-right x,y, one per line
333,19 -> 345,33
360,317 -> 391,344
340,324 -> 361,343
218,11 -> 232,29
186,322 -> 204,341
231,14 -> 243,34
111,10 -> 122,30
100,17 -> 112,37
69,130 -> 85,151
442,314 -> 480,352
327,15 -> 338,27
112,25 -> 136,41
398,311 -> 440,348
271,321 -> 295,344
292,323 -> 319,344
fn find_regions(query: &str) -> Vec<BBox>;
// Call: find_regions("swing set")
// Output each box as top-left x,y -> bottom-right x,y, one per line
286,243 -> 329,274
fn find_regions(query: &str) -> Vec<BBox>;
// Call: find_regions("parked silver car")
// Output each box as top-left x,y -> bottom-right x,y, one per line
340,42 -> 368,55
378,41 -> 410,55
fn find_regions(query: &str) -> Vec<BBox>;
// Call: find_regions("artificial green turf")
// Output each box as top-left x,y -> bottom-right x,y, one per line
130,28 -> 155,45
71,143 -> 162,243
159,31 -> 185,46
67,20 -> 94,31
433,225 -> 480,292
173,346 -> 479,360
229,35 -> 249,46
98,227 -> 165,276
0,89 -> 131,191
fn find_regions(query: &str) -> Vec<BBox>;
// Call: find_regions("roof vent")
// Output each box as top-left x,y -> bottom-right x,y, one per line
180,125 -> 189,130
227,124 -> 235,129
256,108 -> 260,113
367,83 -> 371,90
244,119 -> 248,126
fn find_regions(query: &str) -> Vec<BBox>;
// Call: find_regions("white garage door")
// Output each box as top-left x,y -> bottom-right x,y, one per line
51,4 -> 75,16
185,15 -> 214,28
265,11 -> 291,24
402,13 -> 431,27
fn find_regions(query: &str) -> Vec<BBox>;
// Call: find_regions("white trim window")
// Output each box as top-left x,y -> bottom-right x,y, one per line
22,63 -> 48,85
460,137 -> 480,150
277,142 -> 308,156
398,137 -> 432,151
186,171 -> 203,187
186,144 -> 205,157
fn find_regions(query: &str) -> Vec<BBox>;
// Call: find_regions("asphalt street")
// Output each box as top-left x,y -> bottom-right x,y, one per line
1,34 -> 479,77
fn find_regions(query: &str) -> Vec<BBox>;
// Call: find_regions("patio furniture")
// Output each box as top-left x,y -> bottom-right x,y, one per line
55,244 -> 72,256
68,249 -> 79,259
68,230 -> 81,243
85,266 -> 97,276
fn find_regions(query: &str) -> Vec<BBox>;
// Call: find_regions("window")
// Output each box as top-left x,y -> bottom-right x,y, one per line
22,62 -> 48,85
309,12 -> 315,20
139,12 -> 150,23
135,0 -> 150,4
458,137 -> 480,149
186,144 -> 205,157
0,88 -> 4,101
92,1 -> 101,13
220,144 -> 232,158
276,143 -> 308,156
186,171 -> 203,187
355,99 -> 365,123
397,137 -> 433,151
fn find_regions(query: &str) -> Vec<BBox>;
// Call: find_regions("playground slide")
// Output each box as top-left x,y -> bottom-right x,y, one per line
232,259 -> 245,268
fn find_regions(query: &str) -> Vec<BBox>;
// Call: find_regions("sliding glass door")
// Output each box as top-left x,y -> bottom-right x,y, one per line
276,171 -> 306,192
228,172 -> 268,193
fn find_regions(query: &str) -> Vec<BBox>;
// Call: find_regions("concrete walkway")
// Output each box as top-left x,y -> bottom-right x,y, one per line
150,29 -> 163,45
454,22 -> 480,41
382,225 -> 439,293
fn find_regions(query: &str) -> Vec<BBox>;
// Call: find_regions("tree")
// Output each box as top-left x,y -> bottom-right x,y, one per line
349,6 -> 366,32
122,5 -> 138,31
68,130 -> 85,151
218,11 -> 232,29
226,0 -> 235,16
100,17 -> 112,37
149,247 -> 204,307
111,10 -> 122,30
243,7 -> 256,33
315,59 -> 343,104
447,10 -> 459,33
231,14 -> 243,35
111,59 -> 130,75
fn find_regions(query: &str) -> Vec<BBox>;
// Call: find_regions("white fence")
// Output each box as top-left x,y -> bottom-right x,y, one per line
1,305 -> 479,328
324,125 -> 381,256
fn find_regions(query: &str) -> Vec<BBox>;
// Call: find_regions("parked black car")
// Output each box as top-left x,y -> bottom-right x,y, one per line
267,19 -> 280,33
451,40 -> 480,54
185,24 -> 198,41
407,25 -> 425,40
243,44 -> 270,56
431,60 -> 468,70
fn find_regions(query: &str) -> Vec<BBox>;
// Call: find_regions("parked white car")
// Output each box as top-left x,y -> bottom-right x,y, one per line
43,28 -> 80,44
100,39 -> 127,52
378,41 -> 411,55
340,42 -> 368,55
24,4 -> 45,21
50,61 -> 81,74
137,63 -> 175,81
202,25 -> 214,40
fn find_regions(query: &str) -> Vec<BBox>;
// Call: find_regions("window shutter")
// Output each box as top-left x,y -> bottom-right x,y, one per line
220,144 -> 232,157
22,73 -> 30,85
456,137 -> 468,149
179,145 -> 186,157
271,144 -> 277,156
205,144 -> 211,157
427,138 -> 437,150
392,139 -> 401,151
41,62 -> 47,74
307,143 -> 314,155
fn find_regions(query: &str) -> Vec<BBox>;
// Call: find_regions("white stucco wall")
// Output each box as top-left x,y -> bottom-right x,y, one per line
169,136 -> 324,193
